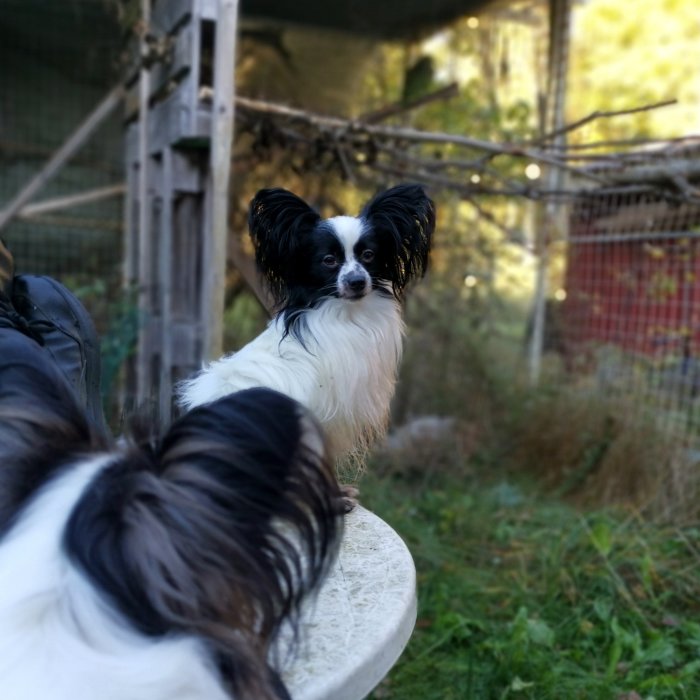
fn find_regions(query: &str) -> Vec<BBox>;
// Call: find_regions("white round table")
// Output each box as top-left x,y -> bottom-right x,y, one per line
281,506 -> 417,700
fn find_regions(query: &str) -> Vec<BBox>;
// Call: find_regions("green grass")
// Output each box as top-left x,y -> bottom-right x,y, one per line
360,465 -> 700,700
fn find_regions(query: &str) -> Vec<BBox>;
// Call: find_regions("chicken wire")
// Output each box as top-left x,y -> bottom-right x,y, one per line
561,180 -> 700,446
0,1 -> 130,421
0,0 -> 125,334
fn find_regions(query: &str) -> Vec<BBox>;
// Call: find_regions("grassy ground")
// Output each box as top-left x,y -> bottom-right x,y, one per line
360,463 -> 700,700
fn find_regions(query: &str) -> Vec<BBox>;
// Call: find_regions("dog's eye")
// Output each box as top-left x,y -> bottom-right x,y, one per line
322,254 -> 338,268
360,249 -> 375,263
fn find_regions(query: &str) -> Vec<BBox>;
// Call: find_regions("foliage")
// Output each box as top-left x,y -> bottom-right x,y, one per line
360,465 -> 700,700
502,382 -> 699,519
366,271 -> 700,698
569,0 -> 700,144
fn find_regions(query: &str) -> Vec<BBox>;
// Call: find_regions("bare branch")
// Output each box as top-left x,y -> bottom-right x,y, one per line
535,98 -> 678,144
233,94 -> 700,204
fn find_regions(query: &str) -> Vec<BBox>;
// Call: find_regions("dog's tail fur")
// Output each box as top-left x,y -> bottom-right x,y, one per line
65,389 -> 343,699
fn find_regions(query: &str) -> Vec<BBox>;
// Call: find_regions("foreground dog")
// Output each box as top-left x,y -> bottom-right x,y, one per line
0,332 -> 342,700
179,184 -> 435,464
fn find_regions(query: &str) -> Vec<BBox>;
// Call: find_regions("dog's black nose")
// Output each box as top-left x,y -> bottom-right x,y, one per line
347,275 -> 367,291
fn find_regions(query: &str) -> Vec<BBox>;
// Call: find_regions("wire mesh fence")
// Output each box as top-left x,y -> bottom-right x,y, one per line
0,0 -> 125,332
0,1 -> 128,419
4,0 -> 700,453
561,172 -> 700,449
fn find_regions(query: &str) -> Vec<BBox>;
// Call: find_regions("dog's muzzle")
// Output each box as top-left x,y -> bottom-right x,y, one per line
339,270 -> 371,300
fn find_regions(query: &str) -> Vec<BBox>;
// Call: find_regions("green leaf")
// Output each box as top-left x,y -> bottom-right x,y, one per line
526,618 -> 555,648
590,519 -> 613,557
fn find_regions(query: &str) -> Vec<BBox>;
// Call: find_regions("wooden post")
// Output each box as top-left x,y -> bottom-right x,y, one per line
123,0 -> 239,418
528,0 -> 571,385
202,0 -> 240,362
136,0 -> 153,404
158,148 -> 174,424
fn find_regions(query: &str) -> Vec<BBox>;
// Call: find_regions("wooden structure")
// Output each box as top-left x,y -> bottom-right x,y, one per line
124,0 -> 237,424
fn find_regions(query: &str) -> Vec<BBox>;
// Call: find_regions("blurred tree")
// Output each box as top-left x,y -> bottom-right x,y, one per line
569,0 -> 700,143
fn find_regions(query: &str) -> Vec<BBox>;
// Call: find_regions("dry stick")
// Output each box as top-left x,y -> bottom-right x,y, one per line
234,95 -> 606,184
375,144 -> 490,173
368,162 -> 542,199
235,96 -> 700,199
548,133 -> 700,152
669,173 -> 700,199
359,82 -> 460,124
0,85 -> 125,232
591,158 -> 700,185
376,146 -> 537,197
534,98 -> 679,144
18,184 -> 126,218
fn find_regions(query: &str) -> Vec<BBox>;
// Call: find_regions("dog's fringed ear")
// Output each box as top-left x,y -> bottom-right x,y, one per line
0,335 -> 106,535
361,183 -> 435,297
65,388 -> 342,700
249,188 -> 321,305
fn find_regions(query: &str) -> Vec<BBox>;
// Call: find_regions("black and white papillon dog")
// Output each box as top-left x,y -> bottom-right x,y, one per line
179,183 -> 435,464
0,333 -> 342,700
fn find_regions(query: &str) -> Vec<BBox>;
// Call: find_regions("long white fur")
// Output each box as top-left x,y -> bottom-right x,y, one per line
179,214 -> 406,463
0,457 -> 229,700
180,292 -> 404,462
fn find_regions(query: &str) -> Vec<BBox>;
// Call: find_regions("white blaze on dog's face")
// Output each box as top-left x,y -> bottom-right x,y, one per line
326,216 -> 373,300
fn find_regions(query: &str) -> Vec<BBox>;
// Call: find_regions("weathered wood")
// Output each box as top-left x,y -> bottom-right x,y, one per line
136,0 -> 154,405
529,0 -> 572,386
202,0 -> 239,361
126,0 -> 238,421
158,148 -> 174,426
18,185 -> 126,218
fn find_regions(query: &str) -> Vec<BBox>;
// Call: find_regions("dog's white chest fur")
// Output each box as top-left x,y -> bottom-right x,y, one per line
180,293 -> 404,459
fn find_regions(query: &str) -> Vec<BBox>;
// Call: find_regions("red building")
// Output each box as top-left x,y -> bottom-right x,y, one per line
563,189 -> 700,368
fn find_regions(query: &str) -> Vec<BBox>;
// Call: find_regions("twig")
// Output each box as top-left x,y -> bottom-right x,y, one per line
235,95 -> 607,184
359,82 -> 460,124
18,184 -> 126,218
535,98 -> 678,144
234,94 -> 700,203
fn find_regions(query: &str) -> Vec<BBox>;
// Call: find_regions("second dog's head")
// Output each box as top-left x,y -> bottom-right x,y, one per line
249,184 -> 435,322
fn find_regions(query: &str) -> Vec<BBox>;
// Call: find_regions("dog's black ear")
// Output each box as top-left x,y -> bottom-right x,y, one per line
65,387 -> 342,700
249,188 -> 321,305
0,333 -> 105,535
361,183 -> 435,296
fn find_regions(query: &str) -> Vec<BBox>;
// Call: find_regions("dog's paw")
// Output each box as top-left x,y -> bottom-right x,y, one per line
339,484 -> 360,513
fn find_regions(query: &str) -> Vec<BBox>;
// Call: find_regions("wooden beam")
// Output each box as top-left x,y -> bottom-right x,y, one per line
18,184 -> 126,218
202,0 -> 240,361
136,0 -> 153,404
529,0 -> 572,386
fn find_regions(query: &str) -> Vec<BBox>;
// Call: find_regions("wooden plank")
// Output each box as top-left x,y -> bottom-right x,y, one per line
528,0 -> 571,386
136,0 -> 154,403
158,148 -> 175,426
18,184 -> 125,218
201,0 -> 239,361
